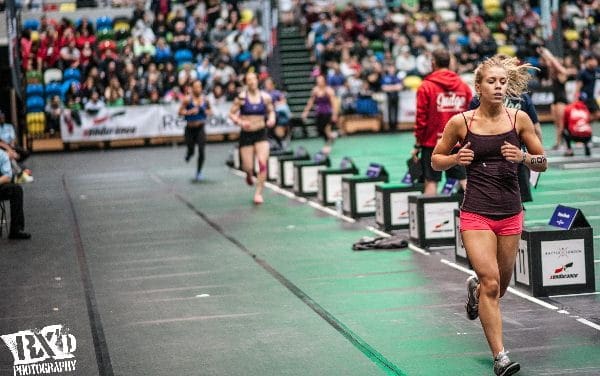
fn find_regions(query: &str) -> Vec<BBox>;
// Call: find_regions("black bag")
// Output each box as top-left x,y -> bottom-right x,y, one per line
406,157 -> 423,183
352,235 -> 409,251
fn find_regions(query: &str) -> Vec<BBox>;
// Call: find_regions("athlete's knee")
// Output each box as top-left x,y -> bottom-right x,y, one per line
257,160 -> 267,174
479,276 -> 500,299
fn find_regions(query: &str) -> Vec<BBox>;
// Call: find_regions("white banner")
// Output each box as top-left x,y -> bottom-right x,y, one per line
60,102 -> 240,142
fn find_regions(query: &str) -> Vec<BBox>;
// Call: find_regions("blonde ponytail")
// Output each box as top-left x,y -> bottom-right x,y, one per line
474,54 -> 538,98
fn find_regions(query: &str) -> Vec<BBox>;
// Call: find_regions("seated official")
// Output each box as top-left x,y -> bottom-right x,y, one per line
0,149 -> 30,240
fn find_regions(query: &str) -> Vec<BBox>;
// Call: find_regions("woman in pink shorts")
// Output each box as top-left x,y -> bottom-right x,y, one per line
431,55 -> 547,376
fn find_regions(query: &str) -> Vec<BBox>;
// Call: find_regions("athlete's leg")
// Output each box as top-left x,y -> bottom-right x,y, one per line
253,140 -> 270,203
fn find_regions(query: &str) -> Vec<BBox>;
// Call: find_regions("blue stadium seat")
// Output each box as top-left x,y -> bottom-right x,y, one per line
63,68 -> 81,82
457,35 -> 469,46
25,84 -> 44,97
45,82 -> 62,100
23,19 -> 40,31
61,80 -> 80,98
154,49 -> 172,64
26,96 -> 45,113
96,16 -> 113,31
174,49 -> 193,67
356,96 -> 379,115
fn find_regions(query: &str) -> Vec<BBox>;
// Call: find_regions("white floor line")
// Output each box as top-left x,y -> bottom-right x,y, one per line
526,200 -> 600,210
441,260 -> 561,311
440,258 -> 475,275
577,318 -> 600,331
563,162 -> 600,170
505,287 -> 559,310
549,291 -> 600,298
407,243 -> 431,256
365,226 -> 391,238
231,168 -> 600,331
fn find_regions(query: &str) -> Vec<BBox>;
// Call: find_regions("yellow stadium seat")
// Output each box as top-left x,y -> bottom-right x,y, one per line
493,32 -> 507,46
497,44 -> 516,57
241,9 -> 254,23
59,3 -> 76,12
483,0 -> 501,13
403,75 -> 423,91
563,29 -> 579,41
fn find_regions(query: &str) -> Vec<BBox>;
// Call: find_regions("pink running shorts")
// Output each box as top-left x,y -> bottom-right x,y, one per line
459,211 -> 523,236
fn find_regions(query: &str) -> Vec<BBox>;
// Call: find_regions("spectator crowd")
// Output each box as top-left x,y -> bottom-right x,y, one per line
285,0 -> 600,123
19,0 -> 270,135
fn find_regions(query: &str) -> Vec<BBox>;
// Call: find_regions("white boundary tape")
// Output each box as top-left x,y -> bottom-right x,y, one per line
231,168 -> 600,332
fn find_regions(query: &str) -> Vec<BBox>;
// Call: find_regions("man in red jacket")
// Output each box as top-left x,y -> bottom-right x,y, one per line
412,49 -> 473,194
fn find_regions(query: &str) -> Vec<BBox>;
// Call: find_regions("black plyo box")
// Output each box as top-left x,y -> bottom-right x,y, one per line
317,167 -> 359,206
293,159 -> 331,197
277,155 -> 310,188
341,175 -> 389,218
375,183 -> 422,231
515,226 -> 595,297
408,195 -> 460,248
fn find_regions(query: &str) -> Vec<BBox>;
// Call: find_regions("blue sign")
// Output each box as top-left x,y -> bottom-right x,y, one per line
441,178 -> 458,195
340,157 -> 354,169
314,152 -> 326,163
549,205 -> 579,229
366,163 -> 382,178
402,172 -> 413,184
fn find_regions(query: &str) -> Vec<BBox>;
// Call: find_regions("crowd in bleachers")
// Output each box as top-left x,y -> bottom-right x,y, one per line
19,0 -> 270,136
285,0 -> 600,119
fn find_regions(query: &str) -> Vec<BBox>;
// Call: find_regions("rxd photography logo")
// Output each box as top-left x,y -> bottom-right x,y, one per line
1,324 -> 76,376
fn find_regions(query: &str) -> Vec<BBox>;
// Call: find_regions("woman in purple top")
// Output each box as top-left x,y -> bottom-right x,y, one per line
229,72 -> 276,205
432,55 -> 546,376
301,75 -> 338,154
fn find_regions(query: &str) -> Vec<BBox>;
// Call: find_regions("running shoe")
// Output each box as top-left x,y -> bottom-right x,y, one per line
494,351 -> 520,376
245,172 -> 254,186
465,275 -> 479,320
194,172 -> 204,182
253,194 -> 264,205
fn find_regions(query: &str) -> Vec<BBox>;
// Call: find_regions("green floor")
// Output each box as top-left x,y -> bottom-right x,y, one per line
1,124 -> 599,376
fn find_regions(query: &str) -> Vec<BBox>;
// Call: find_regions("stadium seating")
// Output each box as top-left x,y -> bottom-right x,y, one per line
26,96 -> 45,113
43,68 -> 63,84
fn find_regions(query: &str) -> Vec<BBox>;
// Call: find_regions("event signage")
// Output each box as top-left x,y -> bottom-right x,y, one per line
60,102 -> 239,142
548,205 -> 589,230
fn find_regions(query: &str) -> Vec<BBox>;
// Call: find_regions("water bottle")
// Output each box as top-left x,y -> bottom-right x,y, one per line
335,197 -> 343,216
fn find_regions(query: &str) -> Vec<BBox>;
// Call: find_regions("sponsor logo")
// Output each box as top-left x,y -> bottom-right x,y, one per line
1,325 -> 77,375
557,211 -> 571,219
83,126 -> 136,137
436,92 -> 467,112
550,261 -> 579,280
432,220 -> 452,233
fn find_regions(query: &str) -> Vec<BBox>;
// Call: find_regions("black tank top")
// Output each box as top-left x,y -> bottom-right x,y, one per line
461,109 -> 522,218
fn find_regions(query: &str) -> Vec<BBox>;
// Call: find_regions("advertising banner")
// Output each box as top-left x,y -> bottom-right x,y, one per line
60,102 -> 239,142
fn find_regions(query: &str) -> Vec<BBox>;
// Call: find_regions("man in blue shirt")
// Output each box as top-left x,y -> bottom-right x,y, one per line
381,65 -> 403,131
0,110 -> 30,165
0,149 -> 30,239
576,55 -> 600,120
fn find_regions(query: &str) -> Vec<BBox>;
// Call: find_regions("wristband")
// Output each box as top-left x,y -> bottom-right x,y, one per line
521,152 -> 527,164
